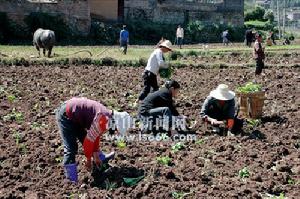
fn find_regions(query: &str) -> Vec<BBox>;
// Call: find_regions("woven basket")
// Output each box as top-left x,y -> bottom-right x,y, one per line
237,91 -> 266,119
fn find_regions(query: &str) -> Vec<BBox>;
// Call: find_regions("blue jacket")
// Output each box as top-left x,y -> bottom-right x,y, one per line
120,30 -> 129,42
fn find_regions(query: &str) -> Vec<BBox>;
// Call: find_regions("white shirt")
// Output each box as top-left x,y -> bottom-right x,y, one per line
145,48 -> 168,75
176,28 -> 184,38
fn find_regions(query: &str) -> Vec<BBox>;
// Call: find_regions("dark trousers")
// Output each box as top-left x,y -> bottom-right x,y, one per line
120,40 -> 128,54
177,37 -> 183,48
255,59 -> 264,75
56,103 -> 86,165
246,39 -> 252,47
140,107 -> 173,132
138,70 -> 159,101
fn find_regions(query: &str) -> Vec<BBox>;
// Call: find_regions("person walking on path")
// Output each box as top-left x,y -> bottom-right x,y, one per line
119,25 -> 129,54
137,40 -> 172,103
56,97 -> 131,183
253,33 -> 265,76
200,84 -> 243,136
176,25 -> 184,49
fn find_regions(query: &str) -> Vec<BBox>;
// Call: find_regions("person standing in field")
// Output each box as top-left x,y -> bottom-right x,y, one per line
176,25 -> 184,49
253,33 -> 265,76
119,25 -> 129,55
137,40 -> 172,103
269,31 -> 276,45
245,29 -> 254,47
222,30 -> 229,46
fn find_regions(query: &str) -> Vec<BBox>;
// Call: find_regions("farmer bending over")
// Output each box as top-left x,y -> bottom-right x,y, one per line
138,80 -> 185,135
56,97 -> 131,183
137,40 -> 172,103
200,84 -> 242,136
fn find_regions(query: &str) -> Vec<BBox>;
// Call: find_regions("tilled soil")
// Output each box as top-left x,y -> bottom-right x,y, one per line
0,65 -> 299,199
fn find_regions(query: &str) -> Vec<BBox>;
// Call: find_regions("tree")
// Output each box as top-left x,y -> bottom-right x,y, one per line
245,6 -> 266,21
264,9 -> 275,23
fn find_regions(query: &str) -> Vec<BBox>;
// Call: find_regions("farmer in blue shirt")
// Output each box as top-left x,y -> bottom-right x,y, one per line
120,25 -> 129,55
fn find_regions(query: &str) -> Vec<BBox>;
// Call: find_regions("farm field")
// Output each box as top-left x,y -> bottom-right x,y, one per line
0,52 -> 299,198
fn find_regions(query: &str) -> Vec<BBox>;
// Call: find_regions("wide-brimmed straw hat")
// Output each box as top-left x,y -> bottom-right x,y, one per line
209,84 -> 235,101
159,40 -> 172,51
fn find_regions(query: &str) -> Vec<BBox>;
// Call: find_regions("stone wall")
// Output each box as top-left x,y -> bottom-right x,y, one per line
89,0 -> 118,21
0,0 -> 91,35
124,0 -> 244,26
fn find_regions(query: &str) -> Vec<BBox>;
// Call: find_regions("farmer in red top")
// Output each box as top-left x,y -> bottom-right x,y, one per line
55,97 -> 131,183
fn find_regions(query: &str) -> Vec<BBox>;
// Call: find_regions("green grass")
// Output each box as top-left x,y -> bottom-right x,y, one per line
1,44 -> 299,61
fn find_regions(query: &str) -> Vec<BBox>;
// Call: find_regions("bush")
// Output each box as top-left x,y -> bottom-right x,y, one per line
90,21 -> 119,45
186,50 -> 198,57
245,20 -> 275,31
101,57 -> 117,66
24,12 -> 70,41
185,21 -> 244,43
245,6 -> 266,22
0,12 -> 9,43
126,20 -> 176,45
169,51 -> 182,60
264,9 -> 275,23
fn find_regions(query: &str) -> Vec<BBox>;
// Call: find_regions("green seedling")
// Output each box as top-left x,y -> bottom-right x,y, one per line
239,167 -> 250,179
116,139 -> 126,149
104,179 -> 118,191
55,157 -> 63,163
30,122 -> 48,130
123,175 -> 145,187
7,94 -> 16,103
3,108 -> 24,124
156,156 -> 172,166
195,139 -> 204,145
171,142 -> 185,153
19,144 -> 27,155
13,131 -> 21,145
237,82 -> 262,93
247,119 -> 261,128
288,178 -> 295,185
172,191 -> 192,199
278,193 -> 285,199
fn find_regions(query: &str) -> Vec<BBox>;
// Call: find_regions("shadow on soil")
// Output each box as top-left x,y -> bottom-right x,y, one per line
261,115 -> 288,124
91,165 -> 144,189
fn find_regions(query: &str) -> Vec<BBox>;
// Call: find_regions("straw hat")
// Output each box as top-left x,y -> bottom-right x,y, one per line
159,40 -> 172,51
209,84 -> 235,101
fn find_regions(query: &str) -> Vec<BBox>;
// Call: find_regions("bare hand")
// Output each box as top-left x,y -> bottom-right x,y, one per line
85,159 -> 92,171
93,152 -> 102,167
210,118 -> 224,125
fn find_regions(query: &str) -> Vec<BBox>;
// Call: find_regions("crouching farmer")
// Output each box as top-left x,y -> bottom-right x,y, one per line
200,84 -> 243,136
33,28 -> 55,57
138,80 -> 186,135
56,97 -> 131,183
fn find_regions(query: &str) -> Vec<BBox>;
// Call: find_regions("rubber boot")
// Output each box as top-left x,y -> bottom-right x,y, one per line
99,151 -> 115,163
64,163 -> 78,183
